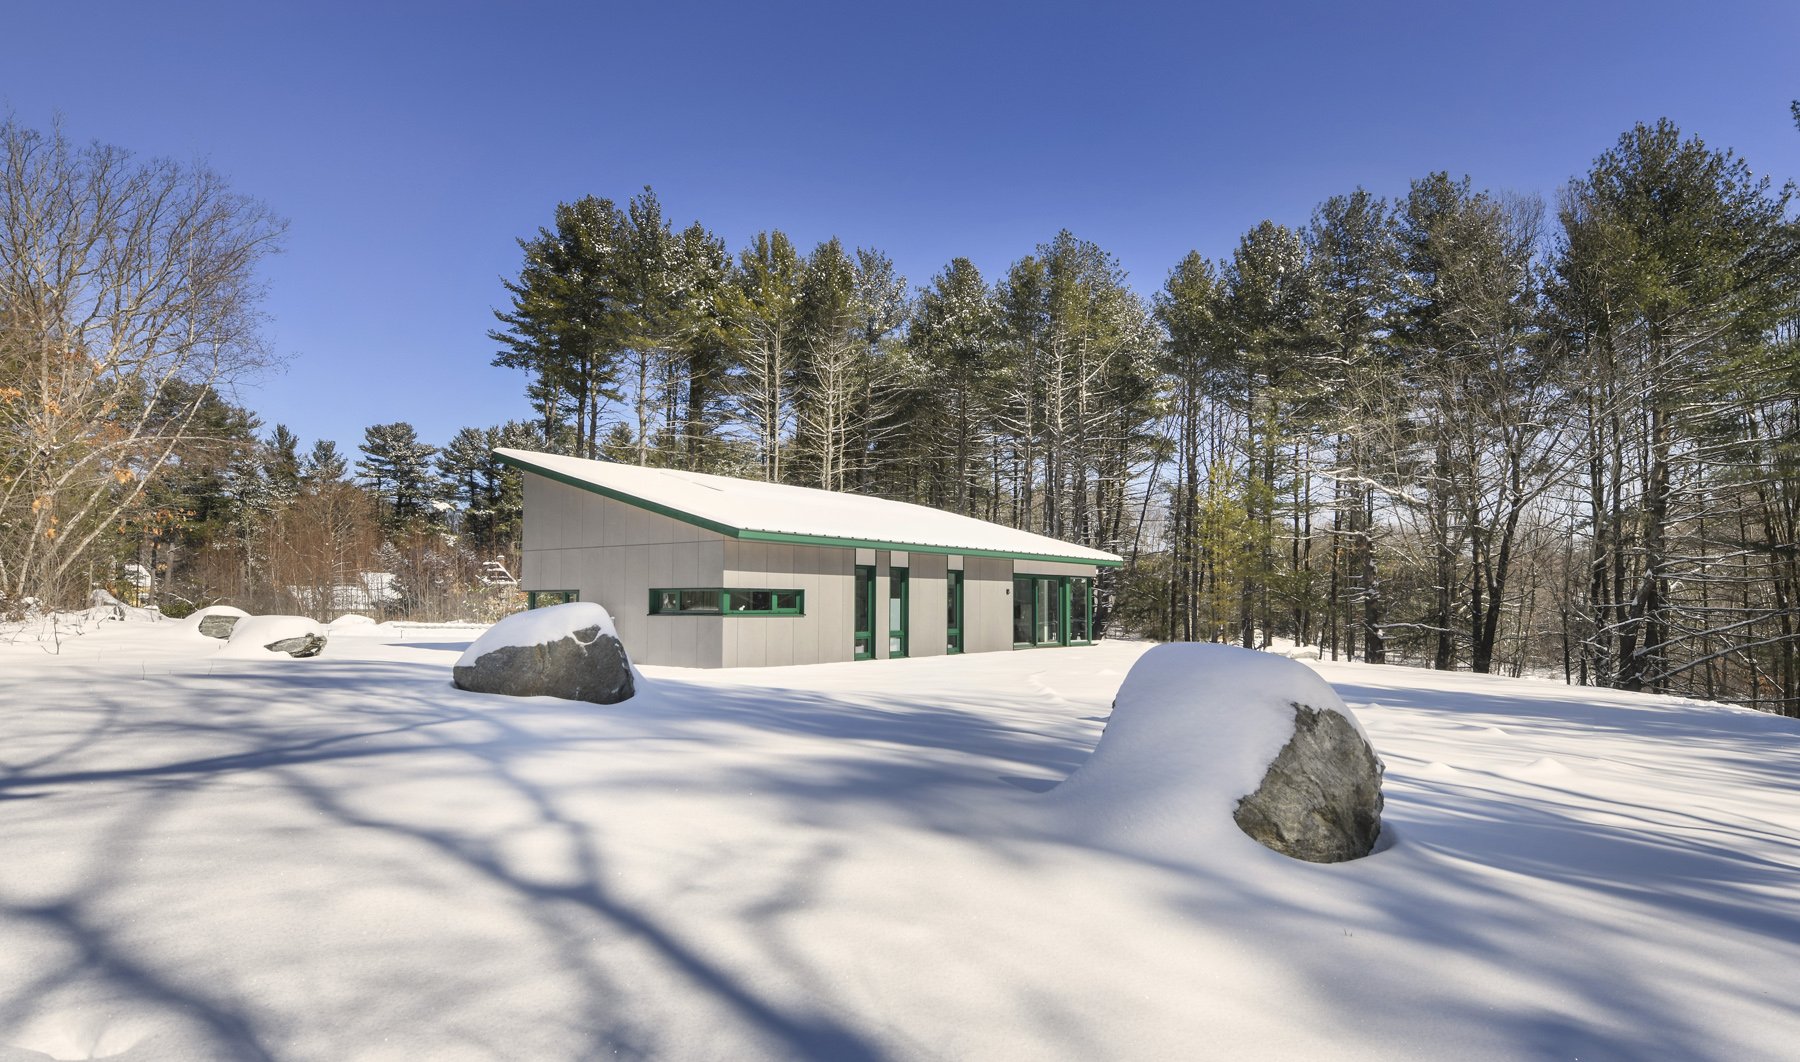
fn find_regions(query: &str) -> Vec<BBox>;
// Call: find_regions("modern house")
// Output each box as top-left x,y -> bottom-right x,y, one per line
498,448 -> 1122,668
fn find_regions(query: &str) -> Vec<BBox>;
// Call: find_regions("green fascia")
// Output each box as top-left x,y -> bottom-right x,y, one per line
499,451 -> 1124,569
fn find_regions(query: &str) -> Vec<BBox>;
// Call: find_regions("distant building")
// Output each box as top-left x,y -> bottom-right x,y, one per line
500,448 -> 1121,668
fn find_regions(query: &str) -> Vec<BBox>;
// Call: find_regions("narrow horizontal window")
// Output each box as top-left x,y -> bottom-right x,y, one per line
650,588 -> 803,616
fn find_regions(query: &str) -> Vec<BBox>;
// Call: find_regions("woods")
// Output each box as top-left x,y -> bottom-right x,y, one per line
4,116 -> 1796,713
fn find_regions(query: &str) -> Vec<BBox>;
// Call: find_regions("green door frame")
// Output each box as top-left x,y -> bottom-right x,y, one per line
853,564 -> 876,661
888,566 -> 909,658
1011,574 -> 1099,649
946,569 -> 964,654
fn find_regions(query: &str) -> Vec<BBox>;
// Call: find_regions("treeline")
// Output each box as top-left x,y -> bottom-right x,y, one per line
116,412 -> 541,621
493,119 -> 1800,713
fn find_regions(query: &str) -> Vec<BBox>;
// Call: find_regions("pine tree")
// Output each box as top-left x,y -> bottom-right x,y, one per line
263,424 -> 303,504
305,440 -> 350,483
906,258 -> 999,514
490,196 -> 631,457
357,422 -> 440,529
723,231 -> 805,481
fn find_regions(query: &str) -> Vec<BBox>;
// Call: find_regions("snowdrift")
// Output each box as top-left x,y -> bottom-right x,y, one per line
1049,642 -> 1379,862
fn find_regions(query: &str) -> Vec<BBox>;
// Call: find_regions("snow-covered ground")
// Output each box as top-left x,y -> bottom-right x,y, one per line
2,616 -> 1798,1061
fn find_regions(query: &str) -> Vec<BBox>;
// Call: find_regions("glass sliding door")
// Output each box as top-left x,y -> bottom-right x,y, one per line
946,570 -> 964,654
888,567 -> 909,658
1011,574 -> 1097,649
1013,576 -> 1034,646
1034,577 -> 1061,646
854,565 -> 875,660
1068,576 -> 1093,644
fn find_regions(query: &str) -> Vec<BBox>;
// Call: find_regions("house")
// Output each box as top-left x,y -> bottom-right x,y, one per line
497,448 -> 1123,668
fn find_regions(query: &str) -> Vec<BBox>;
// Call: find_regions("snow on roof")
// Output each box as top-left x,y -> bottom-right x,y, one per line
495,448 -> 1122,567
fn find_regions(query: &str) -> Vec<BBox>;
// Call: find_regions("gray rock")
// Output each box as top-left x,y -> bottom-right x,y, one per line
454,625 -> 634,704
199,614 -> 241,639
1233,702 -> 1384,863
266,633 -> 326,658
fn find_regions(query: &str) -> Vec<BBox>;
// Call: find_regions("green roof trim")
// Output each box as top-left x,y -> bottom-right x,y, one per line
497,451 -> 1123,568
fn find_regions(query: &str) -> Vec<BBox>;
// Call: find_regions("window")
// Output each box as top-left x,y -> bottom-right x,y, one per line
1012,575 -> 1098,649
1068,577 -> 1093,644
888,567 -> 909,658
946,569 -> 964,654
649,588 -> 803,616
529,589 -> 579,608
854,565 -> 875,660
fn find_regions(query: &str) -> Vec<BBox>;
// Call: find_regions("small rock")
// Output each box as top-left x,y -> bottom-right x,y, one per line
265,633 -> 326,658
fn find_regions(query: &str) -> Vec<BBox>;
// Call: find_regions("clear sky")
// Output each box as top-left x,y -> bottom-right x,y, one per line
6,1 -> 1797,454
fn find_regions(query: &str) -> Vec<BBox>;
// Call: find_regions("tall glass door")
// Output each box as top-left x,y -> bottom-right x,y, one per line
853,565 -> 875,660
1034,577 -> 1060,645
946,570 -> 964,654
888,567 -> 909,658
1013,576 -> 1034,645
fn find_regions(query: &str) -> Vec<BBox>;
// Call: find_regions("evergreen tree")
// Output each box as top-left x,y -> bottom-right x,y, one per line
357,422 -> 440,529
263,424 -> 303,504
305,439 -> 350,483
906,257 -> 999,514
723,231 -> 806,481
490,196 -> 631,457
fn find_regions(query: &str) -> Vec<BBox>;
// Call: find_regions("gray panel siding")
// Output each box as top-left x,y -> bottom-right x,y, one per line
521,472 -> 1098,667
908,552 -> 948,658
722,541 -> 854,667
518,473 -> 728,668
964,555 -> 1015,654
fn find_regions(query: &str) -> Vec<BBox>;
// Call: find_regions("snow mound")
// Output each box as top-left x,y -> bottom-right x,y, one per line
456,602 -> 619,667
329,613 -> 377,628
218,615 -> 327,658
1048,642 -> 1368,860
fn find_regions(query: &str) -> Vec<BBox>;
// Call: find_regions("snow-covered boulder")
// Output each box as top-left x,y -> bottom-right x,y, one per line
453,602 -> 635,704
219,615 -> 328,658
1052,643 -> 1383,863
178,605 -> 250,639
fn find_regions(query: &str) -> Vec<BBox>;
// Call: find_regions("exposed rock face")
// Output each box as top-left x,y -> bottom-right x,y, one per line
199,614 -> 242,639
265,633 -> 326,658
1233,702 -> 1384,863
454,625 -> 634,704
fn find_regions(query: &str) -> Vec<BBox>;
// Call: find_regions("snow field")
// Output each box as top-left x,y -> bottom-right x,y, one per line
1,619 -> 1798,1060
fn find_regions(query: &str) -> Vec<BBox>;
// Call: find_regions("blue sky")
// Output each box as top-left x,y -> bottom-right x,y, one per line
6,1 -> 1797,454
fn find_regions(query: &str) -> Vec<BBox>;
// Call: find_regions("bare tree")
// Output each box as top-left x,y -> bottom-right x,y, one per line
0,117 -> 285,612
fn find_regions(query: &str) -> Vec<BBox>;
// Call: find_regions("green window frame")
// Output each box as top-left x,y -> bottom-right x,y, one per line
528,589 -> 579,608
946,569 -> 964,654
649,588 -> 804,616
853,565 -> 876,660
1067,576 -> 1094,645
888,566 -> 909,659
1011,575 -> 1098,649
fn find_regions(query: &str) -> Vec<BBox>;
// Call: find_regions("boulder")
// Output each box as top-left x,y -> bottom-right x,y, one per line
265,633 -> 327,658
1233,702 -> 1384,863
219,615 -> 328,659
454,602 -> 634,704
182,605 -> 250,639
1047,642 -> 1383,864
199,614 -> 242,639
